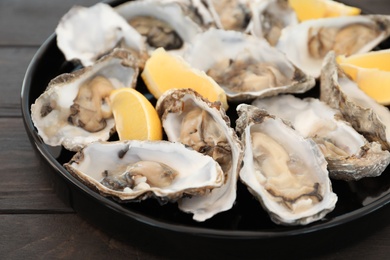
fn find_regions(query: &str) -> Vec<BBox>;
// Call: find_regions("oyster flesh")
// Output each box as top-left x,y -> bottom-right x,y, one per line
321,51 -> 390,152
64,140 -> 224,202
249,0 -> 298,46
156,88 -> 243,221
115,0 -> 202,55
56,3 -> 147,67
31,49 -> 139,151
253,94 -> 390,180
183,28 -> 315,101
277,15 -> 390,78
236,104 -> 337,225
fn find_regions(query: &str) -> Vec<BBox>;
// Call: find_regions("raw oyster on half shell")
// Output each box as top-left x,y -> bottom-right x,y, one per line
321,51 -> 390,151
156,88 -> 243,221
253,94 -> 390,180
56,3 -> 147,67
31,49 -> 139,151
64,140 -> 224,202
115,0 -> 203,55
236,104 -> 337,225
277,15 -> 390,78
249,0 -> 298,46
204,0 -> 251,31
183,28 -> 315,101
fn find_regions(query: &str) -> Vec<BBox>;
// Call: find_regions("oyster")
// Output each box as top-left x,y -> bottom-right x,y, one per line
277,15 -> 390,78
31,49 -> 139,151
249,0 -> 298,46
115,0 -> 202,55
204,0 -> 251,31
236,104 -> 337,225
183,28 -> 315,101
64,140 -> 224,202
56,3 -> 147,67
321,51 -> 390,151
156,88 -> 243,221
253,94 -> 390,180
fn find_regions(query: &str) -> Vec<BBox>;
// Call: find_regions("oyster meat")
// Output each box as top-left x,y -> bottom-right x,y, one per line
115,0 -> 202,55
31,49 -> 139,151
236,104 -> 337,225
277,15 -> 390,77
321,51 -> 390,152
249,0 -> 298,46
56,3 -> 147,67
253,94 -> 390,180
156,88 -> 243,221
204,0 -> 251,31
183,28 -> 315,101
64,140 -> 224,202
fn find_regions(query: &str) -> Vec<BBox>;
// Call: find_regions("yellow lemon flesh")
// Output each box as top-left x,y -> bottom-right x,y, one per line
288,0 -> 361,21
141,47 -> 228,110
109,88 -> 162,141
337,49 -> 390,105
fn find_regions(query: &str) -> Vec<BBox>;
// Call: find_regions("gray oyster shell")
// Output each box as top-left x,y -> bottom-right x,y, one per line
253,94 -> 390,181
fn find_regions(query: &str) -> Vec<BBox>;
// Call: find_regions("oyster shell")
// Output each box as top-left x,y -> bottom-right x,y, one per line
64,140 -> 224,202
31,49 -> 139,151
253,94 -> 390,180
204,0 -> 251,31
277,15 -> 390,78
320,51 -> 390,151
183,28 -> 315,101
156,88 -> 243,221
56,3 -> 147,67
236,104 -> 337,225
115,0 -> 203,55
249,0 -> 298,46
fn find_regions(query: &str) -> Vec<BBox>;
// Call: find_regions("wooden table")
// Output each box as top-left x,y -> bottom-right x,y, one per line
2,0 -> 390,258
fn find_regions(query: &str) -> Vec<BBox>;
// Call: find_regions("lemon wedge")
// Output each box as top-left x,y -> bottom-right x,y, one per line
141,47 -> 228,110
109,88 -> 162,141
337,49 -> 390,105
288,0 -> 361,21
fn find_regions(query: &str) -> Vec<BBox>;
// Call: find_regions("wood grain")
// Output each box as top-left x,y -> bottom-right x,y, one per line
1,0 -> 390,259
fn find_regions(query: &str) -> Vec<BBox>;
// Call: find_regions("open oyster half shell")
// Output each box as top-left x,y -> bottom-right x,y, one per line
56,3 -> 147,67
156,88 -> 243,221
236,104 -> 337,225
321,51 -> 390,152
31,49 -> 139,151
277,15 -> 390,78
64,140 -> 224,203
183,28 -> 315,102
253,94 -> 390,181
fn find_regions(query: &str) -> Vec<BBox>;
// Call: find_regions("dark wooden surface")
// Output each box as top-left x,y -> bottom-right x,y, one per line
1,0 -> 390,259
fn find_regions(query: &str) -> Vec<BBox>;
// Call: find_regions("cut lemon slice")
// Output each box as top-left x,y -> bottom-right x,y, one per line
337,49 -> 390,105
110,88 -> 162,141
141,47 -> 228,110
288,0 -> 361,21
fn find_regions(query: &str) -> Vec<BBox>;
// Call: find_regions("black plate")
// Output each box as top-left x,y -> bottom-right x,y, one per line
21,1 -> 390,257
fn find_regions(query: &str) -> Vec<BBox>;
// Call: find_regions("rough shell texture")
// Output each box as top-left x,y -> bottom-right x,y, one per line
236,104 -> 337,225
320,51 -> 390,152
156,88 -> 243,221
31,49 -> 139,151
253,94 -> 390,180
64,140 -> 224,202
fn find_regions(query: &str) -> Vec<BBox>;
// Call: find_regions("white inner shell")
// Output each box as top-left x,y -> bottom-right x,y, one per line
69,141 -> 223,198
253,95 -> 365,157
240,117 -> 337,224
